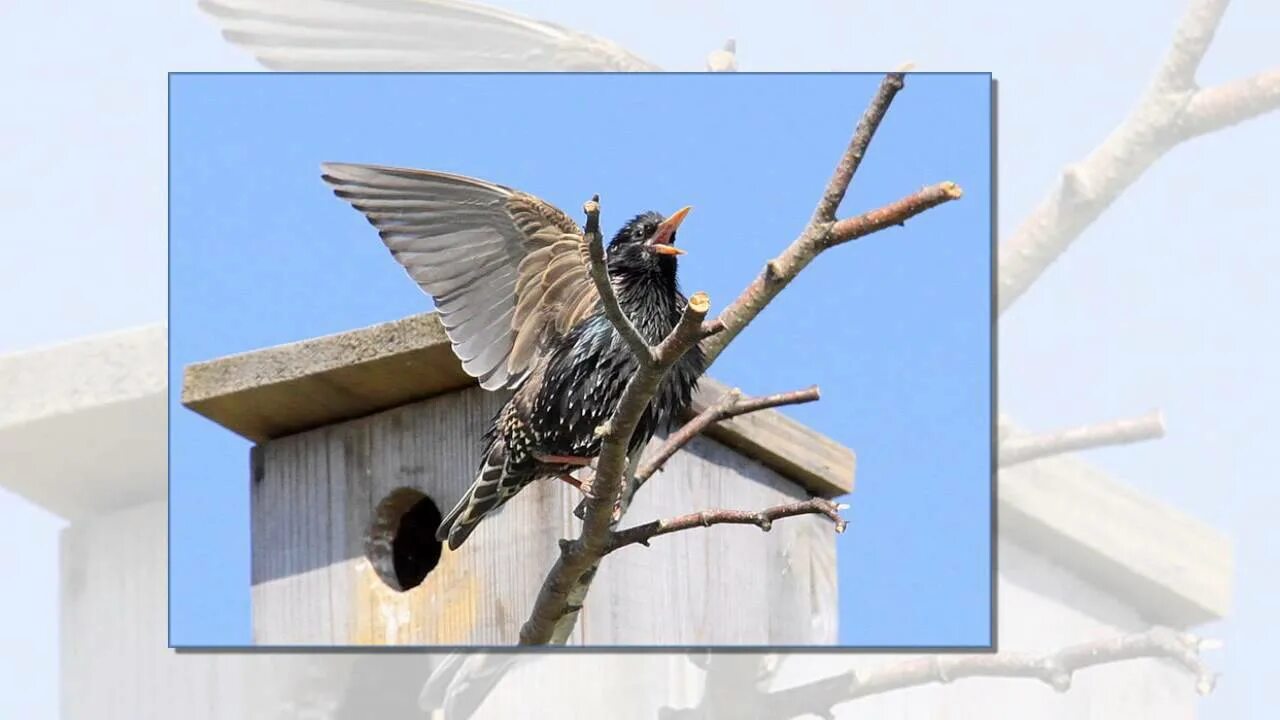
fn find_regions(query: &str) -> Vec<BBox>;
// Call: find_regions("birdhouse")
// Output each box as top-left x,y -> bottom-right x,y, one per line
4,324 -> 1235,717
181,312 -> 855,646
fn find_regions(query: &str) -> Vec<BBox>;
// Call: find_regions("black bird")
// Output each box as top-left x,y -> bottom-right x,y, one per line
320,164 -> 706,550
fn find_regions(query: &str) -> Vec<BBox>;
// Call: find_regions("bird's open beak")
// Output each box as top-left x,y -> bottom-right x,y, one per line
648,206 -> 692,255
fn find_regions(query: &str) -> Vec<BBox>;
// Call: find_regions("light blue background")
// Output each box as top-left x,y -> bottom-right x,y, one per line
169,72 -> 992,647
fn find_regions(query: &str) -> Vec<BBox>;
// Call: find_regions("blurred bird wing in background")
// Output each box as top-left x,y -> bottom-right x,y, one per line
198,0 -> 662,71
321,163 -> 602,390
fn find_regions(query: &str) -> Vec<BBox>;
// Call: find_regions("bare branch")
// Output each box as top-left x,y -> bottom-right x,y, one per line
572,384 -> 823,521
638,385 -> 821,483
814,73 -> 906,223
1000,411 -> 1166,467
608,498 -> 847,552
700,318 -> 727,338
519,291 -> 711,645
1182,68 -> 1280,136
1153,0 -> 1230,92
522,72 -> 958,645
583,195 -> 656,365
826,182 -> 964,248
653,292 -> 713,364
662,628 -> 1218,719
702,73 -> 961,366
997,0 -> 1278,314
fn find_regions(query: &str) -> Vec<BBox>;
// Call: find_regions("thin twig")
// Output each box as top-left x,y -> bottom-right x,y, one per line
826,182 -> 963,248
661,627 -> 1218,719
814,73 -> 906,223
999,411 -> 1166,467
572,384 -> 822,521
638,385 -> 821,483
608,498 -> 847,552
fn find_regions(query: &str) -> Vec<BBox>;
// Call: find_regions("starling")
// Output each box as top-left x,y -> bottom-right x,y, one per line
321,164 -> 707,550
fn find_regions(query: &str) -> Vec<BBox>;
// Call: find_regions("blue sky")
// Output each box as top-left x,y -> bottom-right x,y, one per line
169,72 -> 992,647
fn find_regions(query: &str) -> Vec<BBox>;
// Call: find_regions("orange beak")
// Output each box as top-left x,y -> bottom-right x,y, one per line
649,206 -> 692,255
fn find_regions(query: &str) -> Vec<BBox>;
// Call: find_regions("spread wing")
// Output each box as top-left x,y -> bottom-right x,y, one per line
321,163 -> 602,390
198,0 -> 661,72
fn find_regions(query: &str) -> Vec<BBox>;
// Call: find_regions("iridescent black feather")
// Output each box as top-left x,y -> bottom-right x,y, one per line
436,211 -> 706,549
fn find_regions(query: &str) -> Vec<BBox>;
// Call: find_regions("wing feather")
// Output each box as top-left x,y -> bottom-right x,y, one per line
321,162 -> 601,390
199,0 -> 661,72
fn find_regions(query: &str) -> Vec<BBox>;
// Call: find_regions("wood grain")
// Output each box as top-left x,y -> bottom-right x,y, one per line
249,387 -> 838,646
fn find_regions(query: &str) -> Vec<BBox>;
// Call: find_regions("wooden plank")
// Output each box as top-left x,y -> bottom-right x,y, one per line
250,387 -> 838,646
999,446 -> 1233,627
0,325 -> 166,519
60,501 -> 242,719
181,312 -> 854,498
58,500 -> 405,719
252,387 -> 570,645
692,377 -> 854,498
182,313 -> 470,444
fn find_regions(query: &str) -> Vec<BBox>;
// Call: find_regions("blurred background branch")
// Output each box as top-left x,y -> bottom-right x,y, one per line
996,0 -> 1280,314
999,410 -> 1166,467
660,627 -> 1219,719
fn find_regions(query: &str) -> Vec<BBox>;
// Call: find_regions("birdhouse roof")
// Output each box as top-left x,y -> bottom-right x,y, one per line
0,325 -> 167,519
180,312 -> 856,498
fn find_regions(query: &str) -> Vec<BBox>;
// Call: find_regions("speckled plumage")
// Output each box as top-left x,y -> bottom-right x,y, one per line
438,212 -> 706,550
319,164 -> 704,551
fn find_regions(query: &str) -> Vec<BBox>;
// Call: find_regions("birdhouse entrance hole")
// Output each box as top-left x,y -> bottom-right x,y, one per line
365,486 -> 443,592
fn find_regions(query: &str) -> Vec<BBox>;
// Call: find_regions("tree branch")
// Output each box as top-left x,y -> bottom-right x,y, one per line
1153,0 -> 1229,92
583,195 -> 656,365
702,73 -> 961,366
662,628 -> 1218,719
521,71 -> 958,645
639,385 -> 821,483
519,287 -> 711,645
999,410 -> 1166,467
608,498 -> 847,552
826,182 -> 964,248
814,73 -> 906,223
1182,68 -> 1280,136
572,384 -> 823,521
997,0 -> 1280,314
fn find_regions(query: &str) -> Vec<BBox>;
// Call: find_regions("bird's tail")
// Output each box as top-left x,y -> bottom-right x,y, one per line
435,452 -> 532,551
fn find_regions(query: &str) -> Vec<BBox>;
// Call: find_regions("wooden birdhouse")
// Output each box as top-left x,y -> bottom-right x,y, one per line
181,312 -> 854,646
